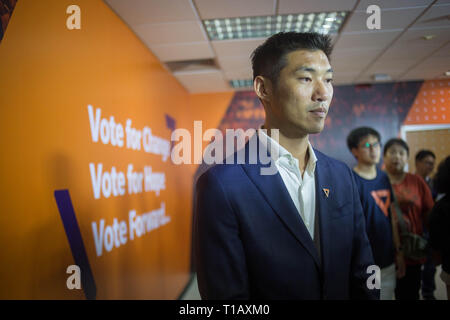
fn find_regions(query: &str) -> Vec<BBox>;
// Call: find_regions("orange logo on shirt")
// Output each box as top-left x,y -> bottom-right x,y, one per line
371,190 -> 391,217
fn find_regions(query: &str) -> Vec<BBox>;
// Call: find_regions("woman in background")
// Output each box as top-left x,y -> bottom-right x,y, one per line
429,156 -> 450,300
383,138 -> 434,300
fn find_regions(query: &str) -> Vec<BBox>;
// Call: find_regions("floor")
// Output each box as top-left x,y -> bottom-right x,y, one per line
180,266 -> 448,300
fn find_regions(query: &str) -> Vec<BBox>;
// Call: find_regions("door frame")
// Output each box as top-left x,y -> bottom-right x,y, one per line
400,124 -> 450,172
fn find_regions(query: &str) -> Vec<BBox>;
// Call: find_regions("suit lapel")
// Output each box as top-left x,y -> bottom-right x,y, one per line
314,151 -> 340,278
240,136 -> 321,269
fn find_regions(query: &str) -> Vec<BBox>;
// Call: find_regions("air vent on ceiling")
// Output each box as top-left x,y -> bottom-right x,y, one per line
372,74 -> 392,82
166,59 -> 218,73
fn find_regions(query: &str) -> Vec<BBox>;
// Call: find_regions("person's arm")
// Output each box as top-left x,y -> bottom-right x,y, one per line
194,169 -> 250,299
349,169 -> 379,300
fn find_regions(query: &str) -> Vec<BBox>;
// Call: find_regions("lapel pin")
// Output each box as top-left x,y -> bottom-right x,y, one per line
323,188 -> 329,198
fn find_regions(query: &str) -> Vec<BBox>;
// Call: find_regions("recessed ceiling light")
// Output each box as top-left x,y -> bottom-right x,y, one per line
422,35 -> 436,40
229,79 -> 253,88
203,11 -> 348,41
445,71 -> 450,77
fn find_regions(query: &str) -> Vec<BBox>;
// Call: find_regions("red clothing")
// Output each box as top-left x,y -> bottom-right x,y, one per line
392,173 -> 434,265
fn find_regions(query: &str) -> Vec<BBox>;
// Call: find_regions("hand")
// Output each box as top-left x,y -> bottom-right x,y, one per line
395,252 -> 406,279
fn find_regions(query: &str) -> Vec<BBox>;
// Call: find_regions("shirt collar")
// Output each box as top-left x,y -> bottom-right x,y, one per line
257,127 -> 317,174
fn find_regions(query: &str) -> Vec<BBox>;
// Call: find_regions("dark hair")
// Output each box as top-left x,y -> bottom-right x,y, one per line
433,156 -> 450,194
415,149 -> 436,162
251,32 -> 332,85
383,138 -> 409,156
346,127 -> 381,151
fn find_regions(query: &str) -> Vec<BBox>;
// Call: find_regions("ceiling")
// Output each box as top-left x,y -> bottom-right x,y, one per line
104,0 -> 450,93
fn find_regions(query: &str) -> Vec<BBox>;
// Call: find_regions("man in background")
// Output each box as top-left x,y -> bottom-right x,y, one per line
415,150 -> 437,300
347,127 -> 405,300
415,150 -> 436,197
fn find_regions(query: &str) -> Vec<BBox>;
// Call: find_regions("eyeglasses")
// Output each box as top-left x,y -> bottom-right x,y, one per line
360,141 -> 381,149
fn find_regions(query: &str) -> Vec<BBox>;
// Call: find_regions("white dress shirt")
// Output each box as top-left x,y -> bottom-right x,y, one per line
258,129 -> 318,240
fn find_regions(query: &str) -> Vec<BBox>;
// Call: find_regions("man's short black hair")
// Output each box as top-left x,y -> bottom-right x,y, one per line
383,138 -> 409,156
346,127 -> 381,151
251,32 -> 332,85
415,149 -> 436,162
433,156 -> 450,194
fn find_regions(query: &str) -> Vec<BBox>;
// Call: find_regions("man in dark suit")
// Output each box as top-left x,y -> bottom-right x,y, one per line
194,32 -> 378,300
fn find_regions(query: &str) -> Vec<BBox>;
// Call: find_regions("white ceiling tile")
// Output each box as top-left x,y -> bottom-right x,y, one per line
277,0 -> 357,14
217,55 -> 253,72
366,58 -> 420,73
355,0 -> 433,11
396,25 -> 450,45
331,52 -> 384,73
343,7 -> 425,32
400,69 -> 444,80
331,47 -> 383,60
357,72 -> 404,83
364,62 -> 416,79
174,70 -> 232,93
224,69 -> 253,80
413,55 -> 450,68
150,42 -> 214,62
413,3 -> 450,28
400,57 -> 449,80
133,21 -> 207,45
105,0 -> 197,25
333,71 -> 359,81
212,39 -> 265,59
380,43 -> 442,60
432,42 -> 450,57
333,81 -> 355,86
333,30 -> 401,51
106,0 -> 449,91
333,80 -> 356,86
194,0 -> 275,19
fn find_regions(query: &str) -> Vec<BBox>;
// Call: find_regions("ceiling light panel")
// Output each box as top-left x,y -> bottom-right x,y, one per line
229,79 -> 253,88
203,12 -> 348,41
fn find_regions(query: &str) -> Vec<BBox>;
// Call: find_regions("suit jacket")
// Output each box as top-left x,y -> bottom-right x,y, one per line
194,135 -> 378,300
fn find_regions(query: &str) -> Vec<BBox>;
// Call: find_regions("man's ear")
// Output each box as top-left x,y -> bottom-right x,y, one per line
254,76 -> 272,103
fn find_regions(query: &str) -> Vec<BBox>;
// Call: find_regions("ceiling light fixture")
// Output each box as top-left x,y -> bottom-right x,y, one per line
229,79 -> 253,88
372,74 -> 392,82
203,11 -> 348,41
422,35 -> 436,40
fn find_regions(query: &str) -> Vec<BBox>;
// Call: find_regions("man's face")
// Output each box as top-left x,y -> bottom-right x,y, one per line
384,144 -> 408,175
416,155 -> 435,178
267,49 -> 333,137
351,135 -> 381,165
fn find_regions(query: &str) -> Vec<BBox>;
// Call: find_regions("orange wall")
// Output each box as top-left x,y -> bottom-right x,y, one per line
0,0 -> 233,299
404,79 -> 450,125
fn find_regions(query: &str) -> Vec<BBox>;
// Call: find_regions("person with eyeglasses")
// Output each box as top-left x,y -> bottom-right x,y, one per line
347,127 -> 405,300
383,138 -> 434,300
